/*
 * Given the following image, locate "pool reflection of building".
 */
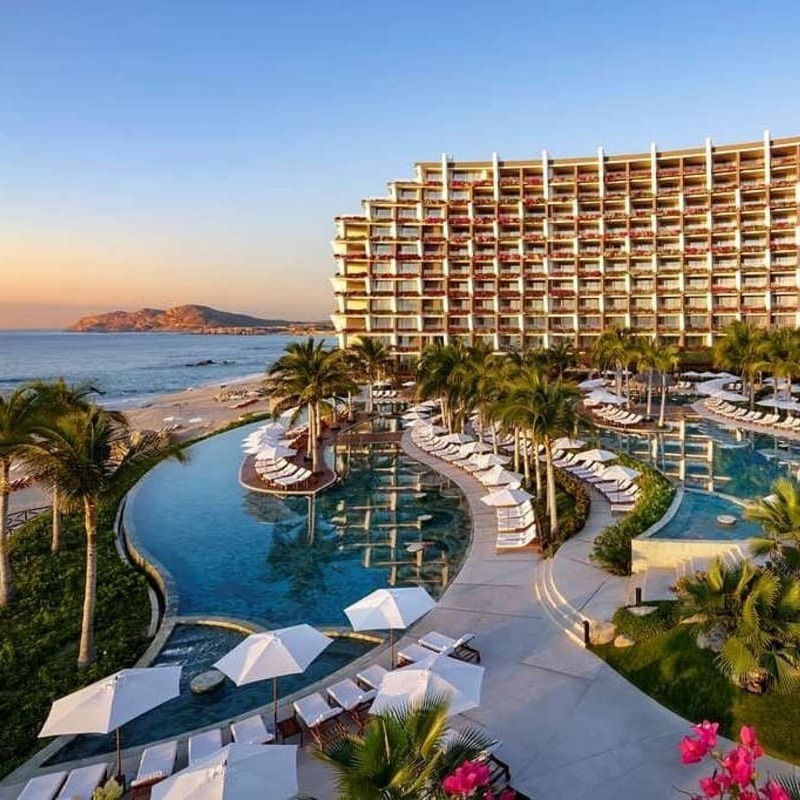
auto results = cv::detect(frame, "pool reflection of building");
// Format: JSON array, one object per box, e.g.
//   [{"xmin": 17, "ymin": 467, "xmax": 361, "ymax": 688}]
[{"xmin": 331, "ymin": 440, "xmax": 464, "ymax": 592}]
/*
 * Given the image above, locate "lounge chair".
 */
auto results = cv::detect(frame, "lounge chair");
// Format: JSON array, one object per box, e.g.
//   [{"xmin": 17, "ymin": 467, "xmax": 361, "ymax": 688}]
[
  {"xmin": 16, "ymin": 772, "xmax": 67, "ymax": 800},
  {"xmin": 326, "ymin": 678, "xmax": 376, "ymax": 730},
  {"xmin": 54, "ymin": 764, "xmax": 107, "ymax": 800},
  {"xmin": 397, "ymin": 642, "xmax": 442, "ymax": 665},
  {"xmin": 230, "ymin": 714, "xmax": 275, "ymax": 745},
  {"xmin": 130, "ymin": 740, "xmax": 178, "ymax": 799},
  {"xmin": 418, "ymin": 631, "xmax": 481, "ymax": 663},
  {"xmin": 188, "ymin": 728, "xmax": 222, "ymax": 765},
  {"xmin": 356, "ymin": 664, "xmax": 389, "ymax": 691},
  {"xmin": 293, "ymin": 692, "xmax": 344, "ymax": 745}
]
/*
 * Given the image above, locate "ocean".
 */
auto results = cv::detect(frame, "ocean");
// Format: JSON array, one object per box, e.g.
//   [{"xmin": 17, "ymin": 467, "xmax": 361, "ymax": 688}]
[{"xmin": 0, "ymin": 330, "xmax": 335, "ymax": 408}]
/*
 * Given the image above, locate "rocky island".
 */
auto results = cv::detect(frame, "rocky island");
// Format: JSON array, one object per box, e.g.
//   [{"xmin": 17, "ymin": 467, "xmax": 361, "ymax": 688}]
[{"xmin": 67, "ymin": 304, "xmax": 333, "ymax": 335}]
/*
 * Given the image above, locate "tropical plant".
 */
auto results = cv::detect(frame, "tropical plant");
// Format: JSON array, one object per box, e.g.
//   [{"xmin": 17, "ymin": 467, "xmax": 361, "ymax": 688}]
[
  {"xmin": 763, "ymin": 327, "xmax": 800, "ymax": 402},
  {"xmin": 713, "ymin": 321, "xmax": 767, "ymax": 408},
  {"xmin": 635, "ymin": 338, "xmax": 659, "ymax": 419},
  {"xmin": 0, "ymin": 386, "xmax": 41, "ymax": 606},
  {"xmin": 652, "ymin": 343, "xmax": 680, "ymax": 427},
  {"xmin": 23, "ymin": 407, "xmax": 182, "ymax": 667},
  {"xmin": 267, "ymin": 339, "xmax": 356, "ymax": 473},
  {"xmin": 676, "ymin": 559, "xmax": 800, "ymax": 693},
  {"xmin": 591, "ymin": 328, "xmax": 637, "ymax": 406},
  {"xmin": 746, "ymin": 477, "xmax": 800, "ymax": 575},
  {"xmin": 314, "ymin": 697, "xmax": 492, "ymax": 800},
  {"xmin": 546, "ymin": 339, "xmax": 576, "ymax": 380},
  {"xmin": 347, "ymin": 338, "xmax": 392, "ymax": 414}
]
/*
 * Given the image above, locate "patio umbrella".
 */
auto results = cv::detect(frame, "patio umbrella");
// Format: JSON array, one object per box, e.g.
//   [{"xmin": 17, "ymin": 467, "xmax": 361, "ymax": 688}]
[
  {"xmin": 470, "ymin": 453, "xmax": 511, "ymax": 469},
  {"xmin": 598, "ymin": 465, "xmax": 640, "ymax": 482},
  {"xmin": 584, "ymin": 390, "xmax": 626, "ymax": 407},
  {"xmin": 39, "ymin": 666, "xmax": 181, "ymax": 779},
  {"xmin": 758, "ymin": 398, "xmax": 800, "ymax": 412},
  {"xmin": 578, "ymin": 378, "xmax": 606, "ymax": 390},
  {"xmin": 476, "ymin": 465, "xmax": 524, "ymax": 487},
  {"xmin": 456, "ymin": 441, "xmax": 492, "ymax": 457},
  {"xmin": 480, "ymin": 487, "xmax": 534, "ymax": 507},
  {"xmin": 254, "ymin": 444, "xmax": 297, "ymax": 460},
  {"xmin": 214, "ymin": 625, "xmax": 332, "ymax": 729},
  {"xmin": 402, "ymin": 411, "xmax": 431, "ymax": 421},
  {"xmin": 344, "ymin": 587, "xmax": 435, "ymax": 667},
  {"xmin": 442, "ymin": 432, "xmax": 475, "ymax": 445},
  {"xmin": 573, "ymin": 448, "xmax": 617, "ymax": 464},
  {"xmin": 552, "ymin": 437, "xmax": 586, "ymax": 451},
  {"xmin": 370, "ymin": 654, "xmax": 484, "ymax": 717},
  {"xmin": 151, "ymin": 743, "xmax": 298, "ymax": 800}
]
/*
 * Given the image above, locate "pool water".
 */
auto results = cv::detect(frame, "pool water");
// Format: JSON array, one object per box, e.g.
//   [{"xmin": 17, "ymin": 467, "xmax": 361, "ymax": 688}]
[
  {"xmin": 125, "ymin": 425, "xmax": 470, "ymax": 628},
  {"xmin": 650, "ymin": 491, "xmax": 762, "ymax": 540},
  {"xmin": 49, "ymin": 625, "xmax": 373, "ymax": 762}
]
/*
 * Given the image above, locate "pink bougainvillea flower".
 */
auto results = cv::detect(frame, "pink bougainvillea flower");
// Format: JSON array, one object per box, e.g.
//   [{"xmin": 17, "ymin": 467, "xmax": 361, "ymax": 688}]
[
  {"xmin": 698, "ymin": 775, "xmax": 722, "ymax": 797},
  {"xmin": 722, "ymin": 746, "xmax": 756, "ymax": 788},
  {"xmin": 681, "ymin": 735, "xmax": 709, "ymax": 764},
  {"xmin": 761, "ymin": 781, "xmax": 791, "ymax": 800},
  {"xmin": 693, "ymin": 720, "xmax": 719, "ymax": 750},
  {"xmin": 740, "ymin": 725, "xmax": 759, "ymax": 749}
]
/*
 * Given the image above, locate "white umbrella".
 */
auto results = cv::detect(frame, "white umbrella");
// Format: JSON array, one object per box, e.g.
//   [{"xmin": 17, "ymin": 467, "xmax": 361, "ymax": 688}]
[
  {"xmin": 344, "ymin": 587, "xmax": 435, "ymax": 666},
  {"xmin": 39, "ymin": 666, "xmax": 181, "ymax": 778},
  {"xmin": 151, "ymin": 743, "xmax": 298, "ymax": 800},
  {"xmin": 758, "ymin": 398, "xmax": 800, "ymax": 412},
  {"xmin": 480, "ymin": 487, "xmax": 534, "ymax": 507},
  {"xmin": 584, "ymin": 390, "xmax": 626, "ymax": 407},
  {"xmin": 402, "ymin": 411, "xmax": 431, "ymax": 421},
  {"xmin": 708, "ymin": 390, "xmax": 749, "ymax": 403},
  {"xmin": 470, "ymin": 453, "xmax": 511, "ymax": 469},
  {"xmin": 598, "ymin": 464, "xmax": 640, "ymax": 482},
  {"xmin": 573, "ymin": 448, "xmax": 617, "ymax": 464},
  {"xmin": 214, "ymin": 625, "xmax": 332, "ymax": 728},
  {"xmin": 458, "ymin": 441, "xmax": 492, "ymax": 456},
  {"xmin": 552, "ymin": 437, "xmax": 586, "ymax": 451},
  {"xmin": 370, "ymin": 654, "xmax": 484, "ymax": 717},
  {"xmin": 476, "ymin": 465, "xmax": 524, "ymax": 487},
  {"xmin": 442, "ymin": 433, "xmax": 474, "ymax": 445},
  {"xmin": 254, "ymin": 444, "xmax": 297, "ymax": 460},
  {"xmin": 578, "ymin": 378, "xmax": 606, "ymax": 390}
]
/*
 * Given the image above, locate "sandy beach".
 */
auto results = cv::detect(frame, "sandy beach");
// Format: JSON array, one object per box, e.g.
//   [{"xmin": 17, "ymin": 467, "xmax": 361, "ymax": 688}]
[{"xmin": 8, "ymin": 374, "xmax": 272, "ymax": 514}]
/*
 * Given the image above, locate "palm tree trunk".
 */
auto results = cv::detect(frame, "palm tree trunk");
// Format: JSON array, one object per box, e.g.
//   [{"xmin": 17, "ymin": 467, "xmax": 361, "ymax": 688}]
[
  {"xmin": 522, "ymin": 434, "xmax": 531, "ymax": 486},
  {"xmin": 646, "ymin": 371, "xmax": 653, "ymax": 418},
  {"xmin": 306, "ymin": 404, "xmax": 314, "ymax": 460},
  {"xmin": 78, "ymin": 496, "xmax": 98, "ymax": 668},
  {"xmin": 0, "ymin": 458, "xmax": 13, "ymax": 606},
  {"xmin": 659, "ymin": 373, "xmax": 668, "ymax": 427},
  {"xmin": 367, "ymin": 384, "xmax": 373, "ymax": 415},
  {"xmin": 544, "ymin": 437, "xmax": 559, "ymax": 536},
  {"xmin": 513, "ymin": 428, "xmax": 520, "ymax": 474},
  {"xmin": 625, "ymin": 366, "xmax": 632, "ymax": 410},
  {"xmin": 51, "ymin": 488, "xmax": 61, "ymax": 554},
  {"xmin": 533, "ymin": 442, "xmax": 543, "ymax": 498}
]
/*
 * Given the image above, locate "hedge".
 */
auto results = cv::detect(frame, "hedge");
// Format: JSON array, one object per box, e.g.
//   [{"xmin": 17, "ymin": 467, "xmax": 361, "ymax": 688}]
[{"xmin": 535, "ymin": 467, "xmax": 591, "ymax": 556}]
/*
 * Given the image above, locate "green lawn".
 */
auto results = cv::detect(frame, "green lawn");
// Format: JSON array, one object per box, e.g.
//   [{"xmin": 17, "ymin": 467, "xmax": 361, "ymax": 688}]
[
  {"xmin": 595, "ymin": 624, "xmax": 800, "ymax": 763},
  {"xmin": 0, "ymin": 508, "xmax": 151, "ymax": 778}
]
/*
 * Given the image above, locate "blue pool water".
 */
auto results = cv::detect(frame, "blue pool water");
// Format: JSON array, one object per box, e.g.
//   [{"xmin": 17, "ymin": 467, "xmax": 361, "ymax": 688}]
[
  {"xmin": 125, "ymin": 423, "xmax": 469, "ymax": 627},
  {"xmin": 50, "ymin": 625, "xmax": 373, "ymax": 762},
  {"xmin": 650, "ymin": 491, "xmax": 762, "ymax": 540}
]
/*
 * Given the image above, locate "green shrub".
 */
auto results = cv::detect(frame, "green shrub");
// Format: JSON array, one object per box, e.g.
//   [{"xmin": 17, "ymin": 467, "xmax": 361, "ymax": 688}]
[
  {"xmin": 535, "ymin": 468, "xmax": 591, "ymax": 555},
  {"xmin": 611, "ymin": 601, "xmax": 680, "ymax": 642},
  {"xmin": 591, "ymin": 454, "xmax": 675, "ymax": 575}
]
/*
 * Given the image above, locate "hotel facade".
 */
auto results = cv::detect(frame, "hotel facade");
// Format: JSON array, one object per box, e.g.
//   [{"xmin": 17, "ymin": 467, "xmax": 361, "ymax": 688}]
[{"xmin": 331, "ymin": 133, "xmax": 800, "ymax": 360}]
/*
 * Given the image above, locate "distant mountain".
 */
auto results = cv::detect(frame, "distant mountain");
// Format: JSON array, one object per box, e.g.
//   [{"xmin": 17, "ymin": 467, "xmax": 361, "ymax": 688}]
[{"xmin": 67, "ymin": 305, "xmax": 333, "ymax": 334}]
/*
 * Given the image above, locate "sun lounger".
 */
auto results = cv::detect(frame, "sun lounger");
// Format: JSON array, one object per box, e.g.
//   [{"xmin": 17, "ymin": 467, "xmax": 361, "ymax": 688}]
[
  {"xmin": 293, "ymin": 692, "xmax": 344, "ymax": 744},
  {"xmin": 130, "ymin": 740, "xmax": 178, "ymax": 799},
  {"xmin": 54, "ymin": 764, "xmax": 107, "ymax": 800},
  {"xmin": 188, "ymin": 728, "xmax": 222, "ymax": 766},
  {"xmin": 356, "ymin": 664, "xmax": 389, "ymax": 691},
  {"xmin": 16, "ymin": 772, "xmax": 67, "ymax": 800},
  {"xmin": 230, "ymin": 714, "xmax": 275, "ymax": 745},
  {"xmin": 418, "ymin": 631, "xmax": 481, "ymax": 663},
  {"xmin": 397, "ymin": 642, "xmax": 441, "ymax": 665},
  {"xmin": 327, "ymin": 678, "xmax": 377, "ymax": 712}
]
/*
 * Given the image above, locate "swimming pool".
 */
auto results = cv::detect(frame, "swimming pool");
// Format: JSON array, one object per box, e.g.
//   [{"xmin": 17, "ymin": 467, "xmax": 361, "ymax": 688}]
[
  {"xmin": 650, "ymin": 491, "xmax": 762, "ymax": 540},
  {"xmin": 124, "ymin": 425, "xmax": 470, "ymax": 627}
]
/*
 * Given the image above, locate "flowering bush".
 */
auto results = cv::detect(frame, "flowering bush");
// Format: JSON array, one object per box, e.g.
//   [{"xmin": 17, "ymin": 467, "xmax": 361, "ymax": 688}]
[
  {"xmin": 680, "ymin": 721, "xmax": 790, "ymax": 799},
  {"xmin": 442, "ymin": 760, "xmax": 516, "ymax": 800}
]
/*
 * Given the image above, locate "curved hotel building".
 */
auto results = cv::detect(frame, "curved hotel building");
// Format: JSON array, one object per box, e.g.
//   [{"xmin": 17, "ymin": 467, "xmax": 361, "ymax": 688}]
[{"xmin": 331, "ymin": 132, "xmax": 800, "ymax": 359}]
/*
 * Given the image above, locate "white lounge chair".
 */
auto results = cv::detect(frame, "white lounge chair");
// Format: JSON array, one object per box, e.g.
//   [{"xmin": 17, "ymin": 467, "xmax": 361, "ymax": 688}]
[
  {"xmin": 16, "ymin": 772, "xmax": 67, "ymax": 800},
  {"xmin": 356, "ymin": 664, "xmax": 389, "ymax": 691},
  {"xmin": 418, "ymin": 631, "xmax": 481, "ymax": 663},
  {"xmin": 293, "ymin": 692, "xmax": 344, "ymax": 744},
  {"xmin": 326, "ymin": 678, "xmax": 376, "ymax": 711},
  {"xmin": 130, "ymin": 740, "xmax": 178, "ymax": 797},
  {"xmin": 54, "ymin": 764, "xmax": 107, "ymax": 800},
  {"xmin": 230, "ymin": 714, "xmax": 275, "ymax": 745},
  {"xmin": 188, "ymin": 728, "xmax": 222, "ymax": 765},
  {"xmin": 397, "ymin": 642, "xmax": 440, "ymax": 664}
]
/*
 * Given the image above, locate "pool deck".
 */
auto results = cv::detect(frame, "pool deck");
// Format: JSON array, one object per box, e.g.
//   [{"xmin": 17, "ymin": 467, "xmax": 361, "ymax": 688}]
[
  {"xmin": 3, "ymin": 424, "xmax": 798, "ymax": 799},
  {"xmin": 694, "ymin": 398, "xmax": 800, "ymax": 443}
]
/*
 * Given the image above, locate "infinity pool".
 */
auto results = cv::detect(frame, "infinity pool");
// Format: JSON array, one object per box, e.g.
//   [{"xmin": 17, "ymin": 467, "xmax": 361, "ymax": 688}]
[{"xmin": 650, "ymin": 491, "xmax": 762, "ymax": 540}]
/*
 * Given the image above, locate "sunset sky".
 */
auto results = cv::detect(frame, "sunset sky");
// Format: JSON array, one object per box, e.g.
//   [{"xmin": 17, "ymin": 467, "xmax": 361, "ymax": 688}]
[{"xmin": 3, "ymin": 0, "xmax": 800, "ymax": 327}]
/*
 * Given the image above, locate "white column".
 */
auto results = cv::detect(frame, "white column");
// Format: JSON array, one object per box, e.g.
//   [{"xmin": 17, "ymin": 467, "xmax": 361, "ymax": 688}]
[
  {"xmin": 650, "ymin": 142, "xmax": 658, "ymax": 194},
  {"xmin": 541, "ymin": 150, "xmax": 550, "ymax": 200},
  {"xmin": 705, "ymin": 137, "xmax": 713, "ymax": 191},
  {"xmin": 598, "ymin": 146, "xmax": 605, "ymax": 199},
  {"xmin": 492, "ymin": 152, "xmax": 500, "ymax": 201}
]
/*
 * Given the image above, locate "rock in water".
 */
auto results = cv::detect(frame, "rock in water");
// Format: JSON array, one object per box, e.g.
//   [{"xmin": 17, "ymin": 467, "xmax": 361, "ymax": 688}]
[{"xmin": 191, "ymin": 669, "xmax": 225, "ymax": 694}]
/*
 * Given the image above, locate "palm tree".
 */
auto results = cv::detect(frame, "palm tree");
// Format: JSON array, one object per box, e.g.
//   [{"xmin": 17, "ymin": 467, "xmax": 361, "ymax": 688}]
[
  {"xmin": 764, "ymin": 327, "xmax": 800, "ymax": 402},
  {"xmin": 547, "ymin": 340, "xmax": 576, "ymax": 380},
  {"xmin": 677, "ymin": 559, "xmax": 800, "ymax": 693},
  {"xmin": 268, "ymin": 339, "xmax": 356, "ymax": 473},
  {"xmin": 315, "ymin": 697, "xmax": 491, "ymax": 800},
  {"xmin": 416, "ymin": 342, "xmax": 474, "ymax": 433},
  {"xmin": 348, "ymin": 338, "xmax": 391, "ymax": 415},
  {"xmin": 635, "ymin": 338, "xmax": 659, "ymax": 419},
  {"xmin": 713, "ymin": 321, "xmax": 767, "ymax": 408},
  {"xmin": 746, "ymin": 477, "xmax": 800, "ymax": 575},
  {"xmin": 24, "ymin": 407, "xmax": 181, "ymax": 667},
  {"xmin": 591, "ymin": 328, "xmax": 635, "ymax": 404},
  {"xmin": 27, "ymin": 379, "xmax": 99, "ymax": 553},
  {"xmin": 653, "ymin": 344, "xmax": 679, "ymax": 427},
  {"xmin": 0, "ymin": 386, "xmax": 40, "ymax": 606}
]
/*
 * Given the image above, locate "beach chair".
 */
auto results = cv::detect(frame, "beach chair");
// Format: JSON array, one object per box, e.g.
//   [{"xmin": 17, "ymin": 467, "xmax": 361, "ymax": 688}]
[
  {"xmin": 188, "ymin": 728, "xmax": 222, "ymax": 765},
  {"xmin": 397, "ymin": 642, "xmax": 442, "ymax": 665},
  {"xmin": 356, "ymin": 664, "xmax": 389, "ymax": 691},
  {"xmin": 54, "ymin": 763, "xmax": 107, "ymax": 800},
  {"xmin": 16, "ymin": 772, "xmax": 67, "ymax": 800},
  {"xmin": 293, "ymin": 692, "xmax": 344, "ymax": 745},
  {"xmin": 230, "ymin": 714, "xmax": 275, "ymax": 745},
  {"xmin": 326, "ymin": 678, "xmax": 376, "ymax": 730},
  {"xmin": 418, "ymin": 631, "xmax": 481, "ymax": 663},
  {"xmin": 129, "ymin": 740, "xmax": 178, "ymax": 799}
]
